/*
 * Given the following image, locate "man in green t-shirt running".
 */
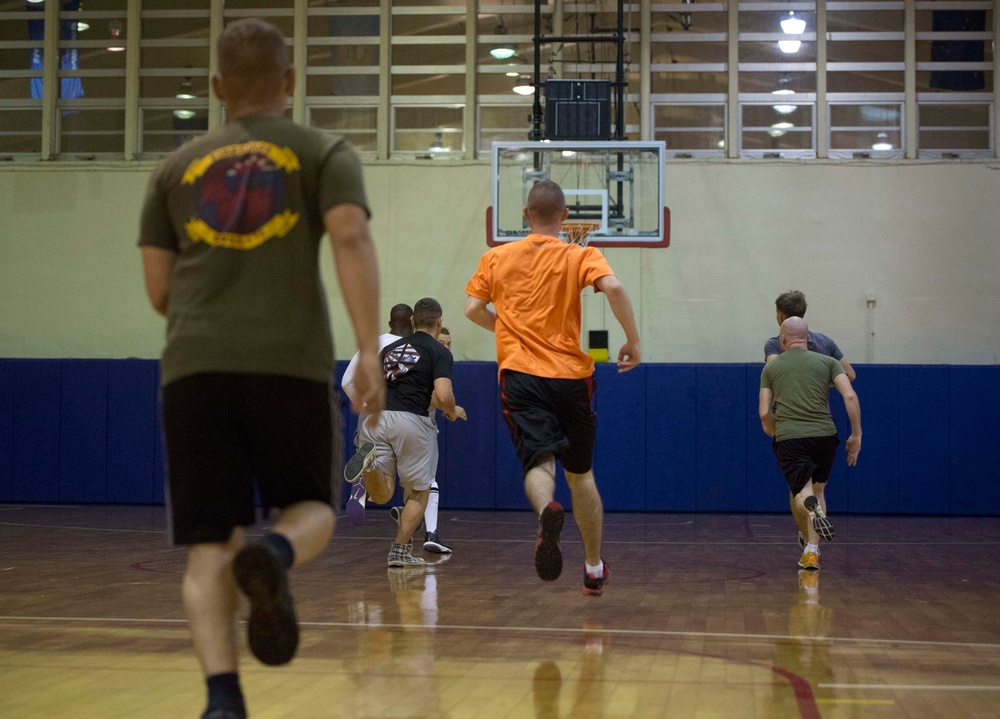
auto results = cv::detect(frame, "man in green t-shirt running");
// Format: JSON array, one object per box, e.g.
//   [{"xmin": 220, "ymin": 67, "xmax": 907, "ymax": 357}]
[{"xmin": 759, "ymin": 317, "xmax": 862, "ymax": 573}]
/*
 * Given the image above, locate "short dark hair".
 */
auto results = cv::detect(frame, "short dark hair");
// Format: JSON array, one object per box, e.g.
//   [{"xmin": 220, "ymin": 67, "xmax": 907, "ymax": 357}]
[
  {"xmin": 216, "ymin": 19, "xmax": 289, "ymax": 97},
  {"xmin": 526, "ymin": 180, "xmax": 566, "ymax": 224},
  {"xmin": 388, "ymin": 303, "xmax": 413, "ymax": 335},
  {"xmin": 775, "ymin": 290, "xmax": 807, "ymax": 318},
  {"xmin": 439, "ymin": 327, "xmax": 451, "ymax": 335},
  {"xmin": 413, "ymin": 297, "xmax": 443, "ymax": 329}
]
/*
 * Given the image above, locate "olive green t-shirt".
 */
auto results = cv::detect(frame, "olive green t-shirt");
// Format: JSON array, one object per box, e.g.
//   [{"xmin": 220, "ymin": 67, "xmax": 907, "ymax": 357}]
[
  {"xmin": 138, "ymin": 115, "xmax": 369, "ymax": 387},
  {"xmin": 760, "ymin": 348, "xmax": 845, "ymax": 442}
]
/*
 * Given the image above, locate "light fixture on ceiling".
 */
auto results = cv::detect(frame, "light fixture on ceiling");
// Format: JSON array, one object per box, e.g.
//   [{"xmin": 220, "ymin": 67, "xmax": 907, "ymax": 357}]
[
  {"xmin": 512, "ymin": 76, "xmax": 535, "ymax": 95},
  {"xmin": 772, "ymin": 121, "xmax": 794, "ymax": 130},
  {"xmin": 505, "ymin": 66, "xmax": 520, "ymax": 77},
  {"xmin": 871, "ymin": 132, "xmax": 893, "ymax": 151},
  {"xmin": 428, "ymin": 130, "xmax": 447, "ymax": 154},
  {"xmin": 173, "ymin": 109, "xmax": 196, "ymax": 120},
  {"xmin": 107, "ymin": 19, "xmax": 125, "ymax": 51},
  {"xmin": 768, "ymin": 128, "xmax": 786, "ymax": 138},
  {"xmin": 778, "ymin": 40, "xmax": 801, "ymax": 54},
  {"xmin": 176, "ymin": 78, "xmax": 196, "ymax": 100},
  {"xmin": 772, "ymin": 75, "xmax": 795, "ymax": 95},
  {"xmin": 77, "ymin": 22, "xmax": 90, "ymax": 32},
  {"xmin": 561, "ymin": 150, "xmax": 576, "ymax": 158},
  {"xmin": 780, "ymin": 11, "xmax": 806, "ymax": 35},
  {"xmin": 772, "ymin": 104, "xmax": 796, "ymax": 114},
  {"xmin": 490, "ymin": 16, "xmax": 516, "ymax": 60},
  {"xmin": 717, "ymin": 139, "xmax": 725, "ymax": 148}
]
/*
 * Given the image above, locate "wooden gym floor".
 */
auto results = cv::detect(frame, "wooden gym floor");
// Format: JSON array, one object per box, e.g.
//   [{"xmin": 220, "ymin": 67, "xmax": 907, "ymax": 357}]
[{"xmin": 1, "ymin": 504, "xmax": 999, "ymax": 718}]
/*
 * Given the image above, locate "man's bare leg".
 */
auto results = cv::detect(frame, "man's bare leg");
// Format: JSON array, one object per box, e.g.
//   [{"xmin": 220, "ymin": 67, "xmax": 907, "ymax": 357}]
[
  {"xmin": 565, "ymin": 470, "xmax": 603, "ymax": 567},
  {"xmin": 363, "ymin": 466, "xmax": 396, "ymax": 505},
  {"xmin": 790, "ymin": 491, "xmax": 812, "ymax": 544},
  {"xmin": 793, "ymin": 482, "xmax": 820, "ymax": 545},
  {"xmin": 396, "ymin": 488, "xmax": 429, "ymax": 544},
  {"xmin": 527, "ymin": 455, "xmax": 564, "ymax": 581},
  {"xmin": 270, "ymin": 500, "xmax": 336, "ymax": 565},
  {"xmin": 525, "ymin": 454, "xmax": 557, "ymax": 512}
]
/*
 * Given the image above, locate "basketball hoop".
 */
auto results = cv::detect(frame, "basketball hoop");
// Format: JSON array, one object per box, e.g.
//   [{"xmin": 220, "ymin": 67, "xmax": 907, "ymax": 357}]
[{"xmin": 562, "ymin": 222, "xmax": 601, "ymax": 248}]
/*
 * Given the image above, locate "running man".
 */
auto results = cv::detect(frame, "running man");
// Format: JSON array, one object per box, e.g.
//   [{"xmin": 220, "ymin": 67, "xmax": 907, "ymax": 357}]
[
  {"xmin": 138, "ymin": 19, "xmax": 383, "ymax": 719},
  {"xmin": 759, "ymin": 317, "xmax": 862, "ymax": 572},
  {"xmin": 464, "ymin": 179, "xmax": 640, "ymax": 597},
  {"xmin": 765, "ymin": 290, "xmax": 856, "ymax": 381},
  {"xmin": 342, "ymin": 303, "xmax": 414, "ymax": 526},
  {"xmin": 345, "ymin": 298, "xmax": 466, "ymax": 566}
]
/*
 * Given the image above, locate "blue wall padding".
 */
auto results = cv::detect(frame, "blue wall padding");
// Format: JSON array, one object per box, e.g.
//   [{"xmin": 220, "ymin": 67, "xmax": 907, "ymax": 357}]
[
  {"xmin": 439, "ymin": 362, "xmax": 499, "ymax": 509},
  {"xmin": 949, "ymin": 366, "xmax": 1000, "ymax": 514},
  {"xmin": 898, "ymin": 366, "xmax": 950, "ymax": 514},
  {"xmin": 0, "ymin": 360, "xmax": 14, "ymax": 501},
  {"xmin": 645, "ymin": 365, "xmax": 697, "ymax": 511},
  {"xmin": 2, "ymin": 360, "xmax": 999, "ymax": 516},
  {"xmin": 106, "ymin": 360, "xmax": 158, "ymax": 504},
  {"xmin": 12, "ymin": 360, "xmax": 61, "ymax": 502},
  {"xmin": 58, "ymin": 361, "xmax": 109, "ymax": 503},
  {"xmin": 847, "ymin": 366, "xmax": 900, "ymax": 514},
  {"xmin": 745, "ymin": 364, "xmax": 787, "ymax": 513},
  {"xmin": 593, "ymin": 365, "xmax": 646, "ymax": 510},
  {"xmin": 696, "ymin": 365, "xmax": 748, "ymax": 510}
]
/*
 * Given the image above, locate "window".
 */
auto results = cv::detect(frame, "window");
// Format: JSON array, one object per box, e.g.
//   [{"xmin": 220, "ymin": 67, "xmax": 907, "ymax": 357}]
[
  {"xmin": 392, "ymin": 104, "xmax": 464, "ymax": 157},
  {"xmin": 0, "ymin": 7, "xmax": 43, "ymax": 158}
]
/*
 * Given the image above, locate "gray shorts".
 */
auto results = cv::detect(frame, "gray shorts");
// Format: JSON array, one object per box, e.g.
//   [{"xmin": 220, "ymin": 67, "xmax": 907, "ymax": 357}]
[{"xmin": 358, "ymin": 410, "xmax": 439, "ymax": 491}]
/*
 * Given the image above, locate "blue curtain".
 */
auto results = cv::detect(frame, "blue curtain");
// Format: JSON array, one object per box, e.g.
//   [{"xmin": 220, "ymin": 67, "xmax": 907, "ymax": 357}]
[{"xmin": 28, "ymin": 0, "xmax": 85, "ymax": 101}]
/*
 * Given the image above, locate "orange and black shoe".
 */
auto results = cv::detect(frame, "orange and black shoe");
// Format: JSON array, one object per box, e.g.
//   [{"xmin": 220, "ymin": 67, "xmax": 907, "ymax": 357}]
[
  {"xmin": 797, "ymin": 551, "xmax": 820, "ymax": 572},
  {"xmin": 534, "ymin": 502, "xmax": 564, "ymax": 581},
  {"xmin": 583, "ymin": 561, "xmax": 610, "ymax": 597}
]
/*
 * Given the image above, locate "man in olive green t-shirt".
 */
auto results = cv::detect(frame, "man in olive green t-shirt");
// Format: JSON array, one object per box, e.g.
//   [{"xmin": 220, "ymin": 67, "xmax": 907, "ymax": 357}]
[
  {"xmin": 759, "ymin": 317, "xmax": 862, "ymax": 573},
  {"xmin": 138, "ymin": 19, "xmax": 384, "ymax": 719}
]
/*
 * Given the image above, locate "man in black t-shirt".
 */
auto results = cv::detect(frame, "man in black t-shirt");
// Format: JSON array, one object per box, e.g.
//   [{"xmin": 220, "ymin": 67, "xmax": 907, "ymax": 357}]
[{"xmin": 345, "ymin": 298, "xmax": 466, "ymax": 566}]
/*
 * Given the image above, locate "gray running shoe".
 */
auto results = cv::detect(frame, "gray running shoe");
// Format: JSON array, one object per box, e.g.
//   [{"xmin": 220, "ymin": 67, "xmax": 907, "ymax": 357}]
[{"xmin": 344, "ymin": 441, "xmax": 375, "ymax": 484}]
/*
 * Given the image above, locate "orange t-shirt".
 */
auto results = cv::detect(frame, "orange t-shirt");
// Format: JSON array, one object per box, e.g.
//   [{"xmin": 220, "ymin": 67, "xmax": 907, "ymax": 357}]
[{"xmin": 465, "ymin": 233, "xmax": 614, "ymax": 379}]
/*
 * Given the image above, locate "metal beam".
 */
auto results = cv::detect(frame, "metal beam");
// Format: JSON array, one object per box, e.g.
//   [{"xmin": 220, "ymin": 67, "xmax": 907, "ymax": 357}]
[
  {"xmin": 904, "ymin": 0, "xmax": 917, "ymax": 157},
  {"xmin": 464, "ymin": 0, "xmax": 477, "ymax": 158},
  {"xmin": 816, "ymin": 0, "xmax": 827, "ymax": 158},
  {"xmin": 124, "ymin": 0, "xmax": 141, "ymax": 160},
  {"xmin": 727, "ymin": 0, "xmax": 738, "ymax": 158},
  {"xmin": 378, "ymin": 0, "xmax": 391, "ymax": 159},
  {"xmin": 208, "ymin": 0, "xmax": 223, "ymax": 130},
  {"xmin": 293, "ymin": 0, "xmax": 307, "ymax": 123},
  {"xmin": 41, "ymin": 0, "xmax": 58, "ymax": 159}
]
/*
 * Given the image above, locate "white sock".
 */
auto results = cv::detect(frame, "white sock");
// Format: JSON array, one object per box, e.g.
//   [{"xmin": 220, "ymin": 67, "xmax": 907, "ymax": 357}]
[
  {"xmin": 424, "ymin": 481, "xmax": 439, "ymax": 534},
  {"xmin": 804, "ymin": 543, "xmax": 819, "ymax": 554},
  {"xmin": 585, "ymin": 561, "xmax": 604, "ymax": 578}
]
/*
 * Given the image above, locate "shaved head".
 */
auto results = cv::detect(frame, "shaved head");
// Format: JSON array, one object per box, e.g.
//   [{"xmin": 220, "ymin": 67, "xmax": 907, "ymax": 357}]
[
  {"xmin": 780, "ymin": 316, "xmax": 809, "ymax": 347},
  {"xmin": 525, "ymin": 180, "xmax": 567, "ymax": 225},
  {"xmin": 216, "ymin": 19, "xmax": 290, "ymax": 106},
  {"xmin": 388, "ymin": 303, "xmax": 414, "ymax": 336}
]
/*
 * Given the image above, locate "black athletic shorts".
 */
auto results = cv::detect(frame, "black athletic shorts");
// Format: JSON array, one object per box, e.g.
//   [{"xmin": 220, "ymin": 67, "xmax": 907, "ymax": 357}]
[
  {"xmin": 161, "ymin": 372, "xmax": 340, "ymax": 545},
  {"xmin": 499, "ymin": 369, "xmax": 597, "ymax": 475},
  {"xmin": 772, "ymin": 434, "xmax": 840, "ymax": 497}
]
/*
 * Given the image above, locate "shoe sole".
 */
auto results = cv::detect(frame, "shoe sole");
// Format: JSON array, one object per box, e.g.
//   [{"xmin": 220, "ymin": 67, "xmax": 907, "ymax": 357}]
[
  {"xmin": 344, "ymin": 441, "xmax": 375, "ymax": 483},
  {"xmin": 803, "ymin": 496, "xmax": 835, "ymax": 541},
  {"xmin": 232, "ymin": 545, "xmax": 298, "ymax": 666},
  {"xmin": 797, "ymin": 560, "xmax": 820, "ymax": 572},
  {"xmin": 387, "ymin": 558, "xmax": 426, "ymax": 567},
  {"xmin": 535, "ymin": 502, "xmax": 564, "ymax": 582},
  {"xmin": 423, "ymin": 541, "xmax": 452, "ymax": 554}
]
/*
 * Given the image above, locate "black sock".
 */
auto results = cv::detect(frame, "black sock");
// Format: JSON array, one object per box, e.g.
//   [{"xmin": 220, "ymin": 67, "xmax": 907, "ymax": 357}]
[
  {"xmin": 262, "ymin": 532, "xmax": 295, "ymax": 570},
  {"xmin": 206, "ymin": 672, "xmax": 246, "ymax": 717}
]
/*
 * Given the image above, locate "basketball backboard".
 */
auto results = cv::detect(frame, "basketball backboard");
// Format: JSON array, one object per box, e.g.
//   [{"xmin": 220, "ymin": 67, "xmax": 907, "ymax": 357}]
[{"xmin": 488, "ymin": 141, "xmax": 669, "ymax": 248}]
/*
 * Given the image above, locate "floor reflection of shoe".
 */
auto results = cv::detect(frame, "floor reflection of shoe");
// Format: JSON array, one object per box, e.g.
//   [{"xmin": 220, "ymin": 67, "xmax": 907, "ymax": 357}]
[
  {"xmin": 582, "ymin": 560, "xmax": 610, "ymax": 597},
  {"xmin": 532, "ymin": 660, "xmax": 562, "ymax": 719},
  {"xmin": 344, "ymin": 441, "xmax": 376, "ymax": 483},
  {"xmin": 201, "ymin": 709, "xmax": 245, "ymax": 719},
  {"xmin": 346, "ymin": 483, "xmax": 366, "ymax": 526},
  {"xmin": 797, "ymin": 551, "xmax": 820, "ymax": 572},
  {"xmin": 803, "ymin": 496, "xmax": 834, "ymax": 541},
  {"xmin": 232, "ymin": 544, "xmax": 299, "ymax": 666},
  {"xmin": 423, "ymin": 531, "xmax": 452, "ymax": 554},
  {"xmin": 387, "ymin": 543, "xmax": 426, "ymax": 567},
  {"xmin": 387, "ymin": 565, "xmax": 427, "ymax": 591},
  {"xmin": 535, "ymin": 502, "xmax": 564, "ymax": 581}
]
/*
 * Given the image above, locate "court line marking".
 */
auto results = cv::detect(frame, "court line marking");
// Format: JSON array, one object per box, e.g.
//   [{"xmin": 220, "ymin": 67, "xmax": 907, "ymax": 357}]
[
  {"xmin": 3, "ymin": 615, "xmax": 1000, "ymax": 651},
  {"xmin": 3, "ymin": 521, "xmax": 998, "ymax": 546},
  {"xmin": 815, "ymin": 699, "xmax": 895, "ymax": 705},
  {"xmin": 818, "ymin": 684, "xmax": 1000, "ymax": 692},
  {"xmin": 449, "ymin": 517, "xmax": 696, "ymax": 527}
]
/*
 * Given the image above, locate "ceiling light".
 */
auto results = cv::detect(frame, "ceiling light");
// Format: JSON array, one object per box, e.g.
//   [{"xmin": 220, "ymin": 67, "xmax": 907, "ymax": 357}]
[
  {"xmin": 512, "ymin": 76, "xmax": 535, "ymax": 95},
  {"xmin": 772, "ymin": 121, "xmax": 794, "ymax": 130},
  {"xmin": 872, "ymin": 132, "xmax": 893, "ymax": 151},
  {"xmin": 173, "ymin": 109, "xmax": 196, "ymax": 120},
  {"xmin": 77, "ymin": 22, "xmax": 90, "ymax": 32},
  {"xmin": 490, "ymin": 46, "xmax": 517, "ymax": 60},
  {"xmin": 428, "ymin": 130, "xmax": 447, "ymax": 153},
  {"xmin": 717, "ymin": 140, "xmax": 725, "ymax": 148},
  {"xmin": 176, "ymin": 78, "xmax": 195, "ymax": 100},
  {"xmin": 772, "ymin": 104, "xmax": 796, "ymax": 114},
  {"xmin": 768, "ymin": 129, "xmax": 786, "ymax": 138},
  {"xmin": 561, "ymin": 150, "xmax": 576, "ymax": 158},
  {"xmin": 505, "ymin": 70, "xmax": 520, "ymax": 77},
  {"xmin": 778, "ymin": 40, "xmax": 801, "ymax": 54},
  {"xmin": 772, "ymin": 75, "xmax": 795, "ymax": 95},
  {"xmin": 108, "ymin": 19, "xmax": 124, "ymax": 51},
  {"xmin": 780, "ymin": 11, "xmax": 806, "ymax": 35}
]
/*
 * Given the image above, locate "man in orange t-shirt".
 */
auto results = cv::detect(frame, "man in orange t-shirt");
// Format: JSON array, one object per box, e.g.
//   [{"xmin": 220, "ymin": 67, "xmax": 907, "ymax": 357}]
[{"xmin": 464, "ymin": 180, "xmax": 640, "ymax": 597}]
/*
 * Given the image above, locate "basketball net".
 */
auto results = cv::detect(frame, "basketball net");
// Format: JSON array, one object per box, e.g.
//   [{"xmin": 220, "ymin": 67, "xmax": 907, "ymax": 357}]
[{"xmin": 562, "ymin": 222, "xmax": 601, "ymax": 248}]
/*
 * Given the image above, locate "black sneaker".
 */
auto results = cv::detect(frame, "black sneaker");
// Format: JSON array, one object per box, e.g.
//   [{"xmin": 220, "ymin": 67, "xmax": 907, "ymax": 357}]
[
  {"xmin": 202, "ymin": 709, "xmax": 245, "ymax": 719},
  {"xmin": 534, "ymin": 502, "xmax": 564, "ymax": 581},
  {"xmin": 798, "ymin": 531, "xmax": 806, "ymax": 550},
  {"xmin": 803, "ymin": 496, "xmax": 834, "ymax": 541},
  {"xmin": 583, "ymin": 561, "xmax": 610, "ymax": 597},
  {"xmin": 232, "ymin": 544, "xmax": 299, "ymax": 666},
  {"xmin": 344, "ymin": 441, "xmax": 376, "ymax": 484},
  {"xmin": 423, "ymin": 531, "xmax": 452, "ymax": 554}
]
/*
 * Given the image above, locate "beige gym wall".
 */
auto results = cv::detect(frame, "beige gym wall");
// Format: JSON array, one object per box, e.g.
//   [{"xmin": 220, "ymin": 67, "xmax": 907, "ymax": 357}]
[{"xmin": 1, "ymin": 160, "xmax": 998, "ymax": 365}]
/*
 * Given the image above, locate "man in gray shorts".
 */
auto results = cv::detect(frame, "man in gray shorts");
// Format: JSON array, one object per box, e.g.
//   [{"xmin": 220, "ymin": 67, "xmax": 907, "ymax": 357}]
[
  {"xmin": 765, "ymin": 290, "xmax": 856, "ymax": 381},
  {"xmin": 345, "ymin": 298, "xmax": 466, "ymax": 566},
  {"xmin": 759, "ymin": 317, "xmax": 862, "ymax": 572}
]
